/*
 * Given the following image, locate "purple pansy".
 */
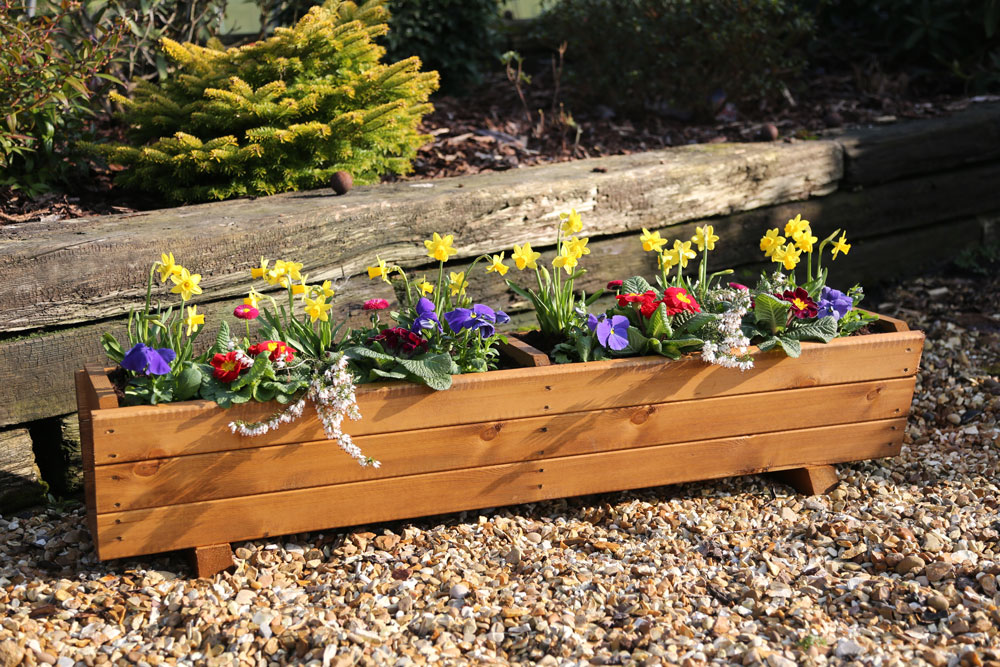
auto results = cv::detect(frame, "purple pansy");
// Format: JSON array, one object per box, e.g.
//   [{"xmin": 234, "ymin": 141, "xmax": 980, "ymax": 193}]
[
  {"xmin": 588, "ymin": 314, "xmax": 630, "ymax": 351},
  {"xmin": 816, "ymin": 286, "xmax": 853, "ymax": 321},
  {"xmin": 121, "ymin": 343, "xmax": 176, "ymax": 376},
  {"xmin": 411, "ymin": 297, "xmax": 442, "ymax": 333},
  {"xmin": 444, "ymin": 304, "xmax": 510, "ymax": 338}
]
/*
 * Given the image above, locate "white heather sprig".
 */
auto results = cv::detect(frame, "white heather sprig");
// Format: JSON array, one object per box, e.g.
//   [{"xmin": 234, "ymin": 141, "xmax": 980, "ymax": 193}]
[
  {"xmin": 702, "ymin": 288, "xmax": 754, "ymax": 371},
  {"xmin": 227, "ymin": 352, "xmax": 378, "ymax": 468}
]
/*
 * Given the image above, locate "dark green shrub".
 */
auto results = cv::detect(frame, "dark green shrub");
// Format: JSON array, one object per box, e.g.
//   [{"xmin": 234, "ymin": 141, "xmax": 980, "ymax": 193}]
[
  {"xmin": 811, "ymin": 0, "xmax": 1000, "ymax": 92},
  {"xmin": 0, "ymin": 0, "xmax": 125, "ymax": 196},
  {"xmin": 91, "ymin": 0, "xmax": 439, "ymax": 204},
  {"xmin": 382, "ymin": 0, "xmax": 502, "ymax": 92},
  {"xmin": 537, "ymin": 0, "xmax": 814, "ymax": 117}
]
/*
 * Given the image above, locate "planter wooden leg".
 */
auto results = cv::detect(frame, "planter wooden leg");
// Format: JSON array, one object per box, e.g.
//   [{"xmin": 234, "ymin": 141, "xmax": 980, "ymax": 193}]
[
  {"xmin": 770, "ymin": 465, "xmax": 839, "ymax": 495},
  {"xmin": 187, "ymin": 543, "xmax": 234, "ymax": 578}
]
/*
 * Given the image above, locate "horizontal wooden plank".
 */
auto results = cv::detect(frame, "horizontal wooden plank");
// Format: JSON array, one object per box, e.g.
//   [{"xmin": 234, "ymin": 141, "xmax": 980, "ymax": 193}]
[
  {"xmin": 92, "ymin": 377, "xmax": 916, "ymax": 512},
  {"xmin": 90, "ymin": 329, "xmax": 923, "ymax": 464},
  {"xmin": 94, "ymin": 417, "xmax": 907, "ymax": 559},
  {"xmin": 0, "ymin": 141, "xmax": 842, "ymax": 332},
  {"xmin": 837, "ymin": 102, "xmax": 1000, "ymax": 185}
]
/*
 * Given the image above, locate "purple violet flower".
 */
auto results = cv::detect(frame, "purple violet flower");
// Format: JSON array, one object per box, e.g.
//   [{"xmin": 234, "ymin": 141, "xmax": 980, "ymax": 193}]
[
  {"xmin": 591, "ymin": 314, "xmax": 630, "ymax": 351},
  {"xmin": 121, "ymin": 343, "xmax": 176, "ymax": 376},
  {"xmin": 444, "ymin": 304, "xmax": 509, "ymax": 338},
  {"xmin": 411, "ymin": 297, "xmax": 442, "ymax": 333},
  {"xmin": 816, "ymin": 286, "xmax": 853, "ymax": 321}
]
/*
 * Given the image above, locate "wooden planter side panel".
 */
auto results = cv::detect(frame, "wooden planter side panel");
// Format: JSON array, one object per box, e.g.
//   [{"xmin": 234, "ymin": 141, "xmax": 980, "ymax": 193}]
[
  {"xmin": 89, "ymin": 331, "xmax": 924, "ymax": 464},
  {"xmin": 93, "ymin": 417, "xmax": 906, "ymax": 560},
  {"xmin": 90, "ymin": 377, "xmax": 916, "ymax": 513}
]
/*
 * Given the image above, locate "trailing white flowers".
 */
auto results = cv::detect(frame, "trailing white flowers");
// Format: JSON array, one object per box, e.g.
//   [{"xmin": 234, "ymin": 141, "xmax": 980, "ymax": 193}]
[
  {"xmin": 701, "ymin": 287, "xmax": 753, "ymax": 371},
  {"xmin": 228, "ymin": 352, "xmax": 378, "ymax": 468}
]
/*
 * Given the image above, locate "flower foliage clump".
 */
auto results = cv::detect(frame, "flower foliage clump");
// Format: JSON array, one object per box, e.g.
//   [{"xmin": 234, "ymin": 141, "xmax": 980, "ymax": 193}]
[
  {"xmin": 90, "ymin": 0, "xmax": 439, "ymax": 204},
  {"xmin": 549, "ymin": 212, "xmax": 871, "ymax": 369}
]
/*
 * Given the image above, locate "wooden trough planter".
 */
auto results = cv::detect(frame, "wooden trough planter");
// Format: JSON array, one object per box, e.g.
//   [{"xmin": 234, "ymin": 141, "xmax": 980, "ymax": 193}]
[{"xmin": 76, "ymin": 314, "xmax": 923, "ymax": 577}]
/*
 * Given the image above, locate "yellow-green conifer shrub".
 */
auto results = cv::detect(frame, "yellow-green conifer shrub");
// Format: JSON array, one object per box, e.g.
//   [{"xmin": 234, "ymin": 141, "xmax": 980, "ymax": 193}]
[{"xmin": 94, "ymin": 0, "xmax": 439, "ymax": 204}]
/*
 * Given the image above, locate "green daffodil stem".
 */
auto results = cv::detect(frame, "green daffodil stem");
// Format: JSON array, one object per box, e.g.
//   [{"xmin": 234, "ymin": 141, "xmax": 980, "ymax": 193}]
[
  {"xmin": 816, "ymin": 228, "xmax": 839, "ymax": 277},
  {"xmin": 435, "ymin": 261, "xmax": 444, "ymax": 311},
  {"xmin": 806, "ymin": 251, "xmax": 813, "ymax": 283}
]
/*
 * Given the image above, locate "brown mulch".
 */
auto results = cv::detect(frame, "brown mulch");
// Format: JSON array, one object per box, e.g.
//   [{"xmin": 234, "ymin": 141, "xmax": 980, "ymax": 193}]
[{"xmin": 2, "ymin": 67, "xmax": 993, "ymax": 225}]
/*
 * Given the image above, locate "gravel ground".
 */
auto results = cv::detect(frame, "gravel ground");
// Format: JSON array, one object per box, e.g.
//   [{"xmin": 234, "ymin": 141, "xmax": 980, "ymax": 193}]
[{"xmin": 1, "ymin": 274, "xmax": 998, "ymax": 667}]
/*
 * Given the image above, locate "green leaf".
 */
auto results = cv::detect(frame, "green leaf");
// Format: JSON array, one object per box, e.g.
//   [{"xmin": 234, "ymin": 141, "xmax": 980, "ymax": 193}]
[
  {"xmin": 647, "ymin": 303, "xmax": 672, "ymax": 339},
  {"xmin": 229, "ymin": 354, "xmax": 269, "ymax": 391},
  {"xmin": 209, "ymin": 320, "xmax": 231, "ymax": 356},
  {"xmin": 101, "ymin": 332, "xmax": 125, "ymax": 363},
  {"xmin": 753, "ymin": 293, "xmax": 790, "ymax": 334},
  {"xmin": 621, "ymin": 275, "xmax": 652, "ymax": 295},
  {"xmin": 787, "ymin": 316, "xmax": 837, "ymax": 343},
  {"xmin": 344, "ymin": 345, "xmax": 395, "ymax": 364},
  {"xmin": 370, "ymin": 368, "xmax": 408, "ymax": 380},
  {"xmin": 776, "ymin": 336, "xmax": 801, "ymax": 357},
  {"xmin": 174, "ymin": 364, "xmax": 203, "ymax": 400},
  {"xmin": 673, "ymin": 312, "xmax": 715, "ymax": 336},
  {"xmin": 624, "ymin": 326, "xmax": 650, "ymax": 355},
  {"xmin": 757, "ymin": 336, "xmax": 780, "ymax": 352},
  {"xmin": 397, "ymin": 353, "xmax": 453, "ymax": 390},
  {"xmin": 666, "ymin": 336, "xmax": 704, "ymax": 349}
]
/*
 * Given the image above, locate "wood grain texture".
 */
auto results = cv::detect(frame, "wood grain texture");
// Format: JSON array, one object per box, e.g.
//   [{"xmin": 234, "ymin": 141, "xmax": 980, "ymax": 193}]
[
  {"xmin": 88, "ymin": 329, "xmax": 923, "ymax": 464},
  {"xmin": 74, "ymin": 370, "xmax": 98, "ymax": 539},
  {"xmin": 837, "ymin": 102, "xmax": 1000, "ymax": 185},
  {"xmin": 499, "ymin": 336, "xmax": 551, "ymax": 368},
  {"xmin": 0, "ymin": 142, "xmax": 842, "ymax": 332},
  {"xmin": 770, "ymin": 465, "xmax": 840, "ymax": 495},
  {"xmin": 187, "ymin": 543, "xmax": 234, "ymax": 578},
  {"xmin": 92, "ymin": 417, "xmax": 906, "ymax": 560},
  {"xmin": 90, "ymin": 377, "xmax": 915, "ymax": 512},
  {"xmin": 0, "ymin": 427, "xmax": 44, "ymax": 510}
]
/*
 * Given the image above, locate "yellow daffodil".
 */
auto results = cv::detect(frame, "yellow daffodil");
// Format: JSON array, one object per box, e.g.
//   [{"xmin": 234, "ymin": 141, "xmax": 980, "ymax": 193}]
[
  {"xmin": 552, "ymin": 250, "xmax": 578, "ymax": 275},
  {"xmin": 772, "ymin": 243, "xmax": 801, "ymax": 271},
  {"xmin": 319, "ymin": 280, "xmax": 335, "ymax": 298},
  {"xmin": 251, "ymin": 258, "xmax": 269, "ymax": 280},
  {"xmin": 367, "ymin": 257, "xmax": 388, "ymax": 280},
  {"xmin": 184, "ymin": 305, "xmax": 204, "ymax": 336},
  {"xmin": 794, "ymin": 228, "xmax": 819, "ymax": 253},
  {"xmin": 449, "ymin": 271, "xmax": 468, "ymax": 296},
  {"xmin": 559, "ymin": 209, "xmax": 583, "ymax": 234},
  {"xmin": 672, "ymin": 239, "xmax": 696, "ymax": 268},
  {"xmin": 304, "ymin": 296, "xmax": 331, "ymax": 323},
  {"xmin": 692, "ymin": 225, "xmax": 719, "ymax": 252},
  {"xmin": 831, "ymin": 233, "xmax": 851, "ymax": 259},
  {"xmin": 291, "ymin": 283, "xmax": 307, "ymax": 296},
  {"xmin": 639, "ymin": 227, "xmax": 667, "ymax": 253},
  {"xmin": 660, "ymin": 248, "xmax": 679, "ymax": 269},
  {"xmin": 566, "ymin": 236, "xmax": 590, "ymax": 259},
  {"xmin": 157, "ymin": 252, "xmax": 182, "ymax": 283},
  {"xmin": 244, "ymin": 290, "xmax": 261, "ymax": 308},
  {"xmin": 424, "ymin": 232, "xmax": 458, "ymax": 262},
  {"xmin": 486, "ymin": 252, "xmax": 510, "ymax": 276},
  {"xmin": 784, "ymin": 214, "xmax": 810, "ymax": 238},
  {"xmin": 417, "ymin": 278, "xmax": 434, "ymax": 295},
  {"xmin": 274, "ymin": 260, "xmax": 303, "ymax": 282},
  {"xmin": 512, "ymin": 242, "xmax": 541, "ymax": 270},
  {"xmin": 759, "ymin": 228, "xmax": 786, "ymax": 258},
  {"xmin": 170, "ymin": 267, "xmax": 203, "ymax": 301}
]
